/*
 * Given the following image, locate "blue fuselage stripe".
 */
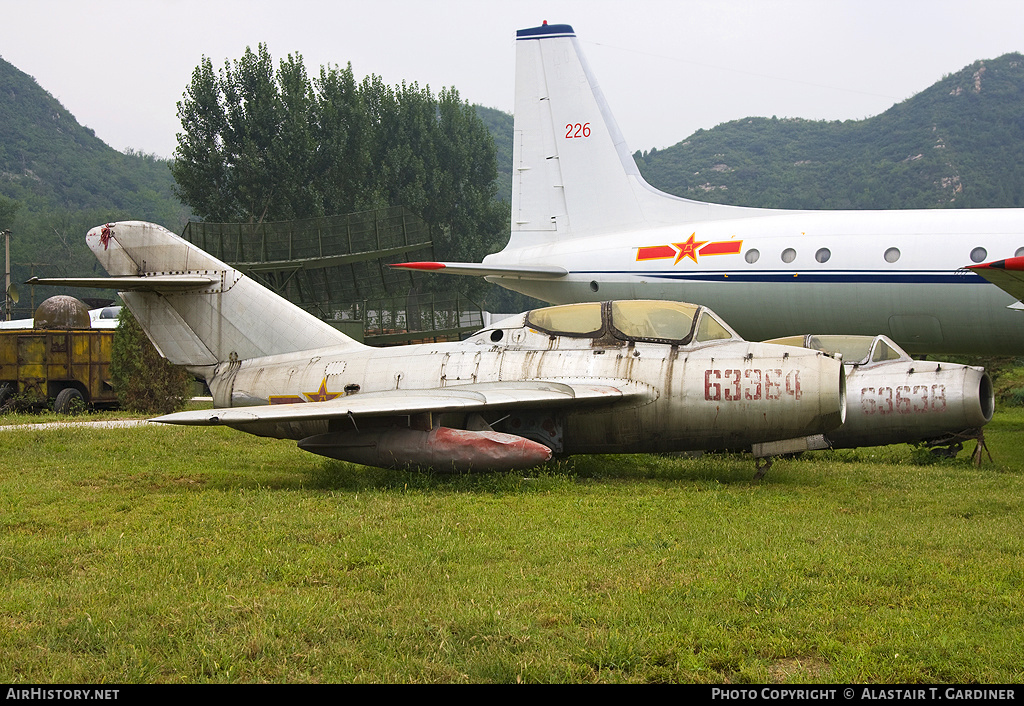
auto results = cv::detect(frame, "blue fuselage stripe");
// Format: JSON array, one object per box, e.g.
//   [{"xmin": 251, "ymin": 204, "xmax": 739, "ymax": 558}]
[{"xmin": 567, "ymin": 271, "xmax": 984, "ymax": 285}]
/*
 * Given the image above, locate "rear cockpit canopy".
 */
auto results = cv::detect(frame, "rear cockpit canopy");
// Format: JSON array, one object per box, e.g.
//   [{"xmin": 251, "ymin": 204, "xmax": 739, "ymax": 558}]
[
  {"xmin": 524, "ymin": 300, "xmax": 739, "ymax": 345},
  {"xmin": 766, "ymin": 334, "xmax": 909, "ymax": 365}
]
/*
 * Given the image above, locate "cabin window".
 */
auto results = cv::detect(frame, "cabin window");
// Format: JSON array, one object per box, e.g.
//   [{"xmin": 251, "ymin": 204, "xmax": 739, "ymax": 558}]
[
  {"xmin": 884, "ymin": 247, "xmax": 901, "ymax": 263},
  {"xmin": 1016, "ymin": 247, "xmax": 1024, "ymax": 258},
  {"xmin": 970, "ymin": 247, "xmax": 987, "ymax": 263},
  {"xmin": 781, "ymin": 248, "xmax": 796, "ymax": 263},
  {"xmin": 815, "ymin": 248, "xmax": 831, "ymax": 263},
  {"xmin": 611, "ymin": 300, "xmax": 699, "ymax": 341},
  {"xmin": 526, "ymin": 302, "xmax": 603, "ymax": 336},
  {"xmin": 745, "ymin": 249, "xmax": 760, "ymax": 264}
]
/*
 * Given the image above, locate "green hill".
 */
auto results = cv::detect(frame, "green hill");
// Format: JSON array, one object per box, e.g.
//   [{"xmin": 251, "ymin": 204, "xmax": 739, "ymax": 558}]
[
  {"xmin": 0, "ymin": 56, "xmax": 185, "ymax": 220},
  {"xmin": 0, "ymin": 55, "xmax": 188, "ymax": 317},
  {"xmin": 633, "ymin": 53, "xmax": 1024, "ymax": 210}
]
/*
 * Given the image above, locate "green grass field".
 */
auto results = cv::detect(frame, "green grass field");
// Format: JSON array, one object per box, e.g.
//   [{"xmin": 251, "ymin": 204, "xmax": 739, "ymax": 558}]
[{"xmin": 2, "ymin": 408, "xmax": 1022, "ymax": 683}]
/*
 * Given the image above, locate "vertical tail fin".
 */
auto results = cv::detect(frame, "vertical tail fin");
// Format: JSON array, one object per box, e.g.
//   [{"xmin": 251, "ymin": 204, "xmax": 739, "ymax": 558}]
[
  {"xmin": 87, "ymin": 221, "xmax": 363, "ymax": 366},
  {"xmin": 510, "ymin": 23, "xmax": 758, "ymax": 248}
]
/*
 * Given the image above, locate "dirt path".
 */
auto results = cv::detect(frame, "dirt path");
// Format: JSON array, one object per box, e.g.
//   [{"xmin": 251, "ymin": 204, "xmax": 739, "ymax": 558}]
[{"xmin": 0, "ymin": 419, "xmax": 154, "ymax": 432}]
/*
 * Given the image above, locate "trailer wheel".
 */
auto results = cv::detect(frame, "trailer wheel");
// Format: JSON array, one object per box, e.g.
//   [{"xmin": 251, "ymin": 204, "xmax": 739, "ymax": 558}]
[{"xmin": 54, "ymin": 388, "xmax": 85, "ymax": 415}]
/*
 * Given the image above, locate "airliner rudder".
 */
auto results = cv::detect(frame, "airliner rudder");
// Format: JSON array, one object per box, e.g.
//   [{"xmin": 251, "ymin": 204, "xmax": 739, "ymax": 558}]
[{"xmin": 396, "ymin": 22, "xmax": 1024, "ymax": 355}]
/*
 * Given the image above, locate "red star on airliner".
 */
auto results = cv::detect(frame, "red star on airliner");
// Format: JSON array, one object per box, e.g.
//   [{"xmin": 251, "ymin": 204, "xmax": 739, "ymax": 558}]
[
  {"xmin": 672, "ymin": 233, "xmax": 708, "ymax": 265},
  {"xmin": 303, "ymin": 378, "xmax": 341, "ymax": 402}
]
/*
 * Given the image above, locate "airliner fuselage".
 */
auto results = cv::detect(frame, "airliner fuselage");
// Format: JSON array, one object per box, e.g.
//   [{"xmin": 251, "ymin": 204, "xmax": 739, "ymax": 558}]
[{"xmin": 483, "ymin": 208, "xmax": 1024, "ymax": 354}]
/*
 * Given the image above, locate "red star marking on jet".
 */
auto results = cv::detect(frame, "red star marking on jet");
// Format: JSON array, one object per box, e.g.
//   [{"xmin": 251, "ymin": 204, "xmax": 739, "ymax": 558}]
[
  {"xmin": 672, "ymin": 233, "xmax": 708, "ymax": 265},
  {"xmin": 303, "ymin": 377, "xmax": 341, "ymax": 402}
]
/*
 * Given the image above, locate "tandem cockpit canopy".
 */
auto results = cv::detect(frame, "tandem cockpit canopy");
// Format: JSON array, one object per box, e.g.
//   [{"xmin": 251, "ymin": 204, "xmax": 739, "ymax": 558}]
[
  {"xmin": 525, "ymin": 300, "xmax": 739, "ymax": 345},
  {"xmin": 766, "ymin": 334, "xmax": 909, "ymax": 366}
]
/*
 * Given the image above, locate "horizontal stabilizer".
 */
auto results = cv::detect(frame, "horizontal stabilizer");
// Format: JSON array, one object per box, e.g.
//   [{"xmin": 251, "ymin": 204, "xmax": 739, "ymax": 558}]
[
  {"xmin": 27, "ymin": 275, "xmax": 218, "ymax": 291},
  {"xmin": 968, "ymin": 257, "xmax": 1024, "ymax": 302},
  {"xmin": 153, "ymin": 379, "xmax": 647, "ymax": 428},
  {"xmin": 390, "ymin": 262, "xmax": 568, "ymax": 278}
]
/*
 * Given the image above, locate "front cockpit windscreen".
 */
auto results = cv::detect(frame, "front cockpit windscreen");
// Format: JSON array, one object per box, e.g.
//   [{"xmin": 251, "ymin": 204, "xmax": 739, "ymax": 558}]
[
  {"xmin": 525, "ymin": 302, "xmax": 603, "ymax": 336},
  {"xmin": 871, "ymin": 338, "xmax": 905, "ymax": 363},
  {"xmin": 694, "ymin": 310, "xmax": 735, "ymax": 342}
]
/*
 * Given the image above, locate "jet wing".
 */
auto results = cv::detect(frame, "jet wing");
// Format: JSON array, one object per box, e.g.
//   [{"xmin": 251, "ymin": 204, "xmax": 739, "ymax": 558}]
[
  {"xmin": 26, "ymin": 275, "xmax": 218, "ymax": 291},
  {"xmin": 153, "ymin": 379, "xmax": 651, "ymax": 428},
  {"xmin": 390, "ymin": 262, "xmax": 568, "ymax": 278},
  {"xmin": 967, "ymin": 257, "xmax": 1024, "ymax": 302}
]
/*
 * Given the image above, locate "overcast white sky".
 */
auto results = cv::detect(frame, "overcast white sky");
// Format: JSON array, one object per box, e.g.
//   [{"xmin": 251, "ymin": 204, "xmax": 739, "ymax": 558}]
[{"xmin": 3, "ymin": 0, "xmax": 1023, "ymax": 159}]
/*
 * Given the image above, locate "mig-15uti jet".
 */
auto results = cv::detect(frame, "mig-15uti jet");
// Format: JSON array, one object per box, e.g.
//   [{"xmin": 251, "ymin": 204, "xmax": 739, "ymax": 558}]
[
  {"xmin": 396, "ymin": 22, "xmax": 1024, "ymax": 356},
  {"xmin": 31, "ymin": 221, "xmax": 847, "ymax": 472},
  {"xmin": 758, "ymin": 334, "xmax": 993, "ymax": 463}
]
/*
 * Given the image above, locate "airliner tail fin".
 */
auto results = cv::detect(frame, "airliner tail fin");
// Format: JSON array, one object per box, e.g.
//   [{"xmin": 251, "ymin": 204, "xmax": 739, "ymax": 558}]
[{"xmin": 510, "ymin": 22, "xmax": 756, "ymax": 248}]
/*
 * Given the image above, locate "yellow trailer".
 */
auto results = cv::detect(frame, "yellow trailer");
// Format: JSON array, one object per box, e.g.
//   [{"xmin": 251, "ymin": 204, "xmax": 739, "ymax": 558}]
[{"xmin": 0, "ymin": 297, "xmax": 119, "ymax": 413}]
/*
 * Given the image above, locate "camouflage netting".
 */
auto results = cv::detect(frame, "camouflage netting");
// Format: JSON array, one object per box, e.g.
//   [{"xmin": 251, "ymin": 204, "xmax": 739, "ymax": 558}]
[{"xmin": 182, "ymin": 207, "xmax": 482, "ymax": 342}]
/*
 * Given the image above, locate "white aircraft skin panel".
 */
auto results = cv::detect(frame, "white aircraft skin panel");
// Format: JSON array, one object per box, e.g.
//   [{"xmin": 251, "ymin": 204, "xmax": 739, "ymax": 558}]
[
  {"xmin": 540, "ymin": 38, "xmax": 643, "ymax": 237},
  {"xmin": 121, "ymin": 291, "xmax": 217, "ymax": 366},
  {"xmin": 439, "ymin": 24, "xmax": 1024, "ymax": 356},
  {"xmin": 519, "ymin": 31, "xmax": 643, "ymax": 238},
  {"xmin": 510, "ymin": 25, "xmax": 771, "ymax": 245},
  {"xmin": 168, "ymin": 382, "xmax": 636, "ymax": 426},
  {"xmin": 513, "ymin": 40, "xmax": 559, "ymax": 233}
]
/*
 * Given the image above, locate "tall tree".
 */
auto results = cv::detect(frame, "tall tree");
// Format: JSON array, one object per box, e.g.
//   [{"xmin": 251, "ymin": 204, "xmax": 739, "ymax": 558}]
[
  {"xmin": 219, "ymin": 44, "xmax": 283, "ymax": 223},
  {"xmin": 275, "ymin": 54, "xmax": 321, "ymax": 219},
  {"xmin": 171, "ymin": 47, "xmax": 504, "ymax": 268},
  {"xmin": 313, "ymin": 63, "xmax": 374, "ymax": 216},
  {"xmin": 172, "ymin": 57, "xmax": 231, "ymax": 221}
]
